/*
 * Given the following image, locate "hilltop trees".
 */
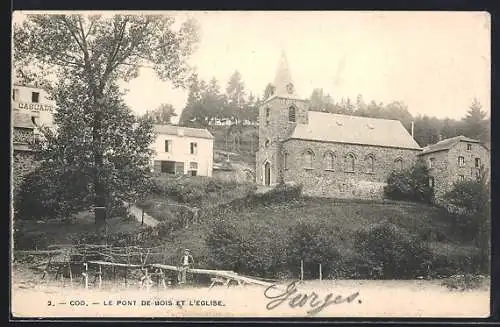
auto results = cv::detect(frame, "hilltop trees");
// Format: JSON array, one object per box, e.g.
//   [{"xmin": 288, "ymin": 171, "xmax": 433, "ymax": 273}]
[
  {"xmin": 14, "ymin": 14, "xmax": 199, "ymax": 232},
  {"xmin": 144, "ymin": 103, "xmax": 177, "ymax": 125}
]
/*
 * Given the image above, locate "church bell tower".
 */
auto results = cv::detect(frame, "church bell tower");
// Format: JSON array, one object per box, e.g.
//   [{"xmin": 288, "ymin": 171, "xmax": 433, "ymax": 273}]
[{"xmin": 255, "ymin": 51, "xmax": 308, "ymax": 186}]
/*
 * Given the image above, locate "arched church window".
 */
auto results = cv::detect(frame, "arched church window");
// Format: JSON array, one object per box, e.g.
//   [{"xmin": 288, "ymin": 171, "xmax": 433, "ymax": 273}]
[
  {"xmin": 283, "ymin": 151, "xmax": 289, "ymax": 170},
  {"xmin": 265, "ymin": 107, "xmax": 270, "ymax": 126},
  {"xmin": 288, "ymin": 106, "xmax": 296, "ymax": 122},
  {"xmin": 394, "ymin": 157, "xmax": 403, "ymax": 171},
  {"xmin": 304, "ymin": 149, "xmax": 314, "ymax": 168},
  {"xmin": 365, "ymin": 154, "xmax": 375, "ymax": 173},
  {"xmin": 345, "ymin": 153, "xmax": 356, "ymax": 172},
  {"xmin": 324, "ymin": 151, "xmax": 335, "ymax": 170}
]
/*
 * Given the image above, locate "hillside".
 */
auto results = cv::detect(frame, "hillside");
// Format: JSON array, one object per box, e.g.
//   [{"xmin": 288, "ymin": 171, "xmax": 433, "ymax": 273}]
[{"xmin": 136, "ymin": 183, "xmax": 479, "ymax": 280}]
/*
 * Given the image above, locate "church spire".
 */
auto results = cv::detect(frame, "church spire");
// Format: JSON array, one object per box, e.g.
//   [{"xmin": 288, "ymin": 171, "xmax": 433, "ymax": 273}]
[{"xmin": 273, "ymin": 51, "xmax": 299, "ymax": 98}]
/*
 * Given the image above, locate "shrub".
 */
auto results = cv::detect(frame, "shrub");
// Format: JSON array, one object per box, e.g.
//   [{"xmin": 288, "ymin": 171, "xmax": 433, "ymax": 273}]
[
  {"xmin": 442, "ymin": 166, "xmax": 490, "ymax": 272},
  {"xmin": 354, "ymin": 221, "xmax": 432, "ymax": 279},
  {"xmin": 384, "ymin": 159, "xmax": 433, "ymax": 203},
  {"xmin": 15, "ymin": 164, "xmax": 92, "ymax": 220},
  {"xmin": 286, "ymin": 221, "xmax": 341, "ymax": 279}
]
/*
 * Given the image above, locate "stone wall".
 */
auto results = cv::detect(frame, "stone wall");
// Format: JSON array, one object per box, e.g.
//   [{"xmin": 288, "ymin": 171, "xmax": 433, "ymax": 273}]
[
  {"xmin": 282, "ymin": 139, "xmax": 421, "ymax": 199},
  {"xmin": 420, "ymin": 141, "xmax": 491, "ymax": 201},
  {"xmin": 12, "ymin": 150, "xmax": 39, "ymax": 198},
  {"xmin": 256, "ymin": 96, "xmax": 309, "ymax": 186}
]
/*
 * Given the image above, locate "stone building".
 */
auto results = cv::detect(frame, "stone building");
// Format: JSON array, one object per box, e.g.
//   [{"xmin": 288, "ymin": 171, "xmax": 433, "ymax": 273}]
[
  {"xmin": 418, "ymin": 135, "xmax": 490, "ymax": 201},
  {"xmin": 11, "ymin": 82, "xmax": 55, "ymax": 196},
  {"xmin": 255, "ymin": 53, "xmax": 422, "ymax": 199}
]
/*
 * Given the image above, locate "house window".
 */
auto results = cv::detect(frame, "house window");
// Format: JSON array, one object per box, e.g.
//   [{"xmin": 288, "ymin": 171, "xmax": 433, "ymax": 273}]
[
  {"xmin": 189, "ymin": 162, "xmax": 198, "ymax": 176},
  {"xmin": 283, "ymin": 152, "xmax": 289, "ymax": 170},
  {"xmin": 288, "ymin": 106, "xmax": 296, "ymax": 122},
  {"xmin": 161, "ymin": 161, "xmax": 176, "ymax": 174},
  {"xmin": 12, "ymin": 88, "xmax": 19, "ymax": 101},
  {"xmin": 190, "ymin": 142, "xmax": 198, "ymax": 155},
  {"xmin": 429, "ymin": 176, "xmax": 435, "ymax": 188},
  {"xmin": 31, "ymin": 92, "xmax": 40, "ymax": 103},
  {"xmin": 459, "ymin": 175, "xmax": 465, "ymax": 182},
  {"xmin": 467, "ymin": 144, "xmax": 472, "ymax": 151},
  {"xmin": 304, "ymin": 150, "xmax": 314, "ymax": 168},
  {"xmin": 394, "ymin": 158, "xmax": 403, "ymax": 171},
  {"xmin": 164, "ymin": 140, "xmax": 172, "ymax": 153},
  {"xmin": 345, "ymin": 153, "xmax": 355, "ymax": 172},
  {"xmin": 324, "ymin": 152, "xmax": 335, "ymax": 170},
  {"xmin": 458, "ymin": 156, "xmax": 465, "ymax": 167},
  {"xmin": 365, "ymin": 154, "xmax": 375, "ymax": 173},
  {"xmin": 428, "ymin": 157, "xmax": 435, "ymax": 169},
  {"xmin": 475, "ymin": 158, "xmax": 481, "ymax": 168}
]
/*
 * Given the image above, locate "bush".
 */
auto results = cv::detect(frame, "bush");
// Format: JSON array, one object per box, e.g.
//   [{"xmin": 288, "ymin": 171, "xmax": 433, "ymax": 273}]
[
  {"xmin": 15, "ymin": 164, "xmax": 92, "ymax": 220},
  {"xmin": 384, "ymin": 159, "xmax": 433, "ymax": 203},
  {"xmin": 286, "ymin": 221, "xmax": 341, "ymax": 279},
  {"xmin": 354, "ymin": 221, "xmax": 432, "ymax": 279},
  {"xmin": 429, "ymin": 243, "xmax": 483, "ymax": 277},
  {"xmin": 151, "ymin": 176, "xmax": 256, "ymax": 206},
  {"xmin": 442, "ymin": 166, "xmax": 490, "ymax": 272}
]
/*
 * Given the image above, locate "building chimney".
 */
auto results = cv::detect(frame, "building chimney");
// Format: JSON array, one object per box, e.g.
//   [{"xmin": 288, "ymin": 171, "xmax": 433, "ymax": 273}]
[{"xmin": 411, "ymin": 121, "xmax": 415, "ymax": 138}]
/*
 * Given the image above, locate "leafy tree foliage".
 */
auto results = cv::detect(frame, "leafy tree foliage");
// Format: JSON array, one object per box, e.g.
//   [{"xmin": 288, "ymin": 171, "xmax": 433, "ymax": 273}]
[
  {"xmin": 19, "ymin": 79, "xmax": 155, "ymax": 221},
  {"xmin": 14, "ymin": 14, "xmax": 199, "ymax": 229},
  {"xmin": 144, "ymin": 103, "xmax": 177, "ymax": 124},
  {"xmin": 354, "ymin": 222, "xmax": 432, "ymax": 279},
  {"xmin": 384, "ymin": 159, "xmax": 434, "ymax": 203},
  {"xmin": 442, "ymin": 166, "xmax": 490, "ymax": 271}
]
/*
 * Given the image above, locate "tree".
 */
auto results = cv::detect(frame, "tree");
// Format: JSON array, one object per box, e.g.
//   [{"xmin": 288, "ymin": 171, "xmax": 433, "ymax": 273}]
[
  {"xmin": 144, "ymin": 103, "xmax": 177, "ymax": 124},
  {"xmin": 384, "ymin": 159, "xmax": 434, "ymax": 203},
  {"xmin": 14, "ymin": 14, "xmax": 199, "ymax": 233},
  {"xmin": 21, "ymin": 79, "xmax": 155, "ymax": 224},
  {"xmin": 225, "ymin": 70, "xmax": 246, "ymax": 124},
  {"xmin": 460, "ymin": 98, "xmax": 489, "ymax": 144},
  {"xmin": 263, "ymin": 83, "xmax": 275, "ymax": 100}
]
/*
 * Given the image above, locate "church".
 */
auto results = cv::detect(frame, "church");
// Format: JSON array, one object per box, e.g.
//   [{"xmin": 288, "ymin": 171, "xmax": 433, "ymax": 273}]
[{"xmin": 255, "ymin": 53, "xmax": 422, "ymax": 199}]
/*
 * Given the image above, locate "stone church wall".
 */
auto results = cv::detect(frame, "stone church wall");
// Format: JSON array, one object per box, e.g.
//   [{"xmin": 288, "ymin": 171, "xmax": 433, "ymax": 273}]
[{"xmin": 282, "ymin": 139, "xmax": 421, "ymax": 199}]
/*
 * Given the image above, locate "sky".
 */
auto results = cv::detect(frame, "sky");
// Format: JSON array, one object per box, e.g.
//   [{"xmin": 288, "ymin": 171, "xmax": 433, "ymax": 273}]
[{"xmin": 13, "ymin": 11, "xmax": 491, "ymax": 122}]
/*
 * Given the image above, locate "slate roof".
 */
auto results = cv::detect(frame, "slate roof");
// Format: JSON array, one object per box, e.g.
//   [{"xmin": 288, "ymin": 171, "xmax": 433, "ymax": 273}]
[
  {"xmin": 153, "ymin": 124, "xmax": 213, "ymax": 139},
  {"xmin": 419, "ymin": 135, "xmax": 481, "ymax": 155},
  {"xmin": 12, "ymin": 111, "xmax": 35, "ymax": 129},
  {"xmin": 286, "ymin": 111, "xmax": 421, "ymax": 150}
]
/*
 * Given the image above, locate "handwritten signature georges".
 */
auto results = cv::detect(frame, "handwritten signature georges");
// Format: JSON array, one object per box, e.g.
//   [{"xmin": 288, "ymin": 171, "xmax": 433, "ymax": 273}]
[{"xmin": 263, "ymin": 281, "xmax": 360, "ymax": 316}]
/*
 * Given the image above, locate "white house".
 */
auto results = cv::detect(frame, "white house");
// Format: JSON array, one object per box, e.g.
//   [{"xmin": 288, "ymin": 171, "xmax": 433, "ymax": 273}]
[
  {"xmin": 151, "ymin": 124, "xmax": 214, "ymax": 177},
  {"xmin": 12, "ymin": 83, "xmax": 56, "ymax": 129}
]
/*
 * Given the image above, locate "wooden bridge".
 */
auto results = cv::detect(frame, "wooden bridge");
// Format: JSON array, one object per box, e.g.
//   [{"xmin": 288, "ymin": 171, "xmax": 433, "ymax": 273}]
[{"xmin": 14, "ymin": 244, "xmax": 276, "ymax": 290}]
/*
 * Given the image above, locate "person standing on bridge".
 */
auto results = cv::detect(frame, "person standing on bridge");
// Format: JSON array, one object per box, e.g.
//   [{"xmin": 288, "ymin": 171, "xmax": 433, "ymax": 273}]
[{"xmin": 178, "ymin": 248, "xmax": 194, "ymax": 285}]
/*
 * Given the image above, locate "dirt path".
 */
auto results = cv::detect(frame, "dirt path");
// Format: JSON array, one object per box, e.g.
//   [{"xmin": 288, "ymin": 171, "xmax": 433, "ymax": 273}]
[{"xmin": 127, "ymin": 204, "xmax": 160, "ymax": 227}]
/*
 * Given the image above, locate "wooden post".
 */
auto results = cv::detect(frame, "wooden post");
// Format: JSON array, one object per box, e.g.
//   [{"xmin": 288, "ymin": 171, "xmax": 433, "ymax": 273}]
[
  {"xmin": 84, "ymin": 263, "xmax": 89, "ymax": 289},
  {"xmin": 68, "ymin": 260, "xmax": 73, "ymax": 285},
  {"xmin": 300, "ymin": 260, "xmax": 304, "ymax": 282},
  {"xmin": 141, "ymin": 209, "xmax": 144, "ymax": 226},
  {"xmin": 319, "ymin": 263, "xmax": 322, "ymax": 281},
  {"xmin": 98, "ymin": 264, "xmax": 102, "ymax": 289}
]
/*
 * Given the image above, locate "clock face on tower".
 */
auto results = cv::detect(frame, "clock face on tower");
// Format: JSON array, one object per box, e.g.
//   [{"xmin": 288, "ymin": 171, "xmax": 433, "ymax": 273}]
[{"xmin": 286, "ymin": 83, "xmax": 294, "ymax": 94}]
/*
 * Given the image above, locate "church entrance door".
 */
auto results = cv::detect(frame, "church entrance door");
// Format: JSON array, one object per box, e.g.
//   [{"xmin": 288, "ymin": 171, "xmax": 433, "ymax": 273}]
[{"xmin": 264, "ymin": 162, "xmax": 271, "ymax": 186}]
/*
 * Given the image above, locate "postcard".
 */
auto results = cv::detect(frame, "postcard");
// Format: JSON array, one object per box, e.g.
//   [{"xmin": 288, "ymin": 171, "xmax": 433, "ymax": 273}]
[{"xmin": 11, "ymin": 10, "xmax": 491, "ymax": 319}]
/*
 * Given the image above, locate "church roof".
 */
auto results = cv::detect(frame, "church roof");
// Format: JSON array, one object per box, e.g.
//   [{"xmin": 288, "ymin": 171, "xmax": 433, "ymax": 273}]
[
  {"xmin": 419, "ymin": 135, "xmax": 481, "ymax": 155},
  {"xmin": 153, "ymin": 124, "xmax": 213, "ymax": 139},
  {"xmin": 273, "ymin": 51, "xmax": 300, "ymax": 98},
  {"xmin": 286, "ymin": 111, "xmax": 421, "ymax": 150}
]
